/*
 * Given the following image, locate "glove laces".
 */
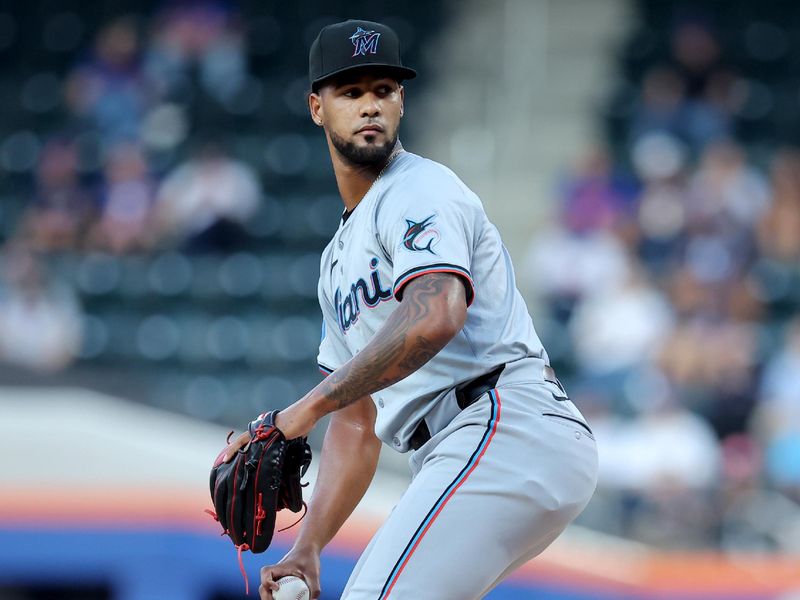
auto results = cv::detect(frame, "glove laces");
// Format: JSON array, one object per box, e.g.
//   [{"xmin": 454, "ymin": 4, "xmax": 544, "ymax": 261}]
[
  {"xmin": 204, "ymin": 509, "xmax": 252, "ymax": 595},
  {"xmin": 278, "ymin": 501, "xmax": 308, "ymax": 533},
  {"xmin": 236, "ymin": 543, "xmax": 251, "ymax": 595}
]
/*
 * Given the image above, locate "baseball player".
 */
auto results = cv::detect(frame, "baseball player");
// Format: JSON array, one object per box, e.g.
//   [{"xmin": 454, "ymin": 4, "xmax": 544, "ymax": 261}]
[{"xmin": 224, "ymin": 19, "xmax": 598, "ymax": 600}]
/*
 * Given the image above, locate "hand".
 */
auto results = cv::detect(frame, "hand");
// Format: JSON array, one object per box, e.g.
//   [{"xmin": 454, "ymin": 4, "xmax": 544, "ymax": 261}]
[
  {"xmin": 222, "ymin": 431, "xmax": 250, "ymax": 463},
  {"xmin": 259, "ymin": 544, "xmax": 321, "ymax": 600},
  {"xmin": 222, "ymin": 402, "xmax": 318, "ymax": 463}
]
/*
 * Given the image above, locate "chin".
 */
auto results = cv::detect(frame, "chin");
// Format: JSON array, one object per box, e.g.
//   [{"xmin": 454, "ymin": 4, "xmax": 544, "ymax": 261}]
[
  {"xmin": 354, "ymin": 137, "xmax": 391, "ymax": 154},
  {"xmin": 331, "ymin": 129, "xmax": 396, "ymax": 166},
  {"xmin": 357, "ymin": 133, "xmax": 386, "ymax": 146}
]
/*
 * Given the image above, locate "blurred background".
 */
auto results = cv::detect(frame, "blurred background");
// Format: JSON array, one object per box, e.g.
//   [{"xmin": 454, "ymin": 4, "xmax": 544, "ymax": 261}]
[{"xmin": 1, "ymin": 0, "xmax": 800, "ymax": 598}]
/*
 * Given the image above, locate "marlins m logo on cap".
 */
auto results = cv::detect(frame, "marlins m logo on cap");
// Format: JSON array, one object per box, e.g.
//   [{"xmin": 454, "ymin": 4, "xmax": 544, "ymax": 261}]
[
  {"xmin": 309, "ymin": 20, "xmax": 416, "ymax": 91},
  {"xmin": 350, "ymin": 26, "xmax": 381, "ymax": 57}
]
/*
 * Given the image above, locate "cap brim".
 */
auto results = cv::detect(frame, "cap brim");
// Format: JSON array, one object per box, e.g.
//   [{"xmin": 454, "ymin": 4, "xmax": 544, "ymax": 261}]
[{"xmin": 311, "ymin": 64, "xmax": 417, "ymax": 91}]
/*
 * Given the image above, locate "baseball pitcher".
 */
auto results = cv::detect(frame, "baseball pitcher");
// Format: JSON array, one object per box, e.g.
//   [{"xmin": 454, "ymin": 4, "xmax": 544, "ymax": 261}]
[{"xmin": 220, "ymin": 19, "xmax": 598, "ymax": 600}]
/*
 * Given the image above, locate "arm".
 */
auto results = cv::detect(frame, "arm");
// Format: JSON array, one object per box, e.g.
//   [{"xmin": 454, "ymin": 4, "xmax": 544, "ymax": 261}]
[
  {"xmin": 224, "ymin": 271, "xmax": 467, "ymax": 460},
  {"xmin": 295, "ymin": 395, "xmax": 380, "ymax": 552},
  {"xmin": 276, "ymin": 271, "xmax": 468, "ymax": 438},
  {"xmin": 248, "ymin": 273, "xmax": 465, "ymax": 598},
  {"xmin": 258, "ymin": 395, "xmax": 380, "ymax": 599}
]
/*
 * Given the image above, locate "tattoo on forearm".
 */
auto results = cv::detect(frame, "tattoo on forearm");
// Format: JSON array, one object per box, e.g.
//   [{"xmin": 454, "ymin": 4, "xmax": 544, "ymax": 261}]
[
  {"xmin": 398, "ymin": 336, "xmax": 436, "ymax": 370},
  {"xmin": 319, "ymin": 273, "xmax": 462, "ymax": 410}
]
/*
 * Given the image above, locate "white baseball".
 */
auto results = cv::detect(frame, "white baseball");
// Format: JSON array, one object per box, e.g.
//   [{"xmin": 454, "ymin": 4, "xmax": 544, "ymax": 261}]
[{"xmin": 273, "ymin": 575, "xmax": 310, "ymax": 600}]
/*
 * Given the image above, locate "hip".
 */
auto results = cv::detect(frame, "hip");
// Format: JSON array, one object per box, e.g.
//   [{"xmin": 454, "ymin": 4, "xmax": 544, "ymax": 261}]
[{"xmin": 410, "ymin": 380, "xmax": 598, "ymax": 485}]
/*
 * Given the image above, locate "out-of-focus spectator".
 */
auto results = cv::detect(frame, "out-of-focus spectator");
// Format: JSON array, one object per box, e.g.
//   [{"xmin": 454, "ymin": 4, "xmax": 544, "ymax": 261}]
[
  {"xmin": 670, "ymin": 19, "xmax": 722, "ymax": 99},
  {"xmin": 666, "ymin": 266, "xmax": 762, "ymax": 321},
  {"xmin": 64, "ymin": 16, "xmax": 145, "ymax": 142},
  {"xmin": 18, "ymin": 138, "xmax": 95, "ymax": 252},
  {"xmin": 591, "ymin": 375, "xmax": 722, "ymax": 547},
  {"xmin": 630, "ymin": 66, "xmax": 688, "ymax": 144},
  {"xmin": 754, "ymin": 319, "xmax": 800, "ymax": 497},
  {"xmin": 152, "ymin": 141, "xmax": 260, "ymax": 250},
  {"xmin": 524, "ymin": 227, "xmax": 630, "ymax": 324},
  {"xmin": 644, "ymin": 140, "xmax": 770, "ymax": 300},
  {"xmin": 757, "ymin": 149, "xmax": 800, "ymax": 261},
  {"xmin": 524, "ymin": 147, "xmax": 637, "ymax": 322},
  {"xmin": 0, "ymin": 247, "xmax": 82, "ymax": 372},
  {"xmin": 631, "ymin": 131, "xmax": 691, "ymax": 271},
  {"xmin": 631, "ymin": 66, "xmax": 733, "ymax": 152},
  {"xmin": 89, "ymin": 142, "xmax": 156, "ymax": 254},
  {"xmin": 630, "ymin": 20, "xmax": 735, "ymax": 153},
  {"xmin": 683, "ymin": 68, "xmax": 736, "ymax": 149},
  {"xmin": 687, "ymin": 140, "xmax": 770, "ymax": 232},
  {"xmin": 144, "ymin": 2, "xmax": 246, "ymax": 103},
  {"xmin": 673, "ymin": 20, "xmax": 737, "ymax": 149},
  {"xmin": 659, "ymin": 316, "xmax": 759, "ymax": 437},
  {"xmin": 594, "ymin": 395, "xmax": 721, "ymax": 491},
  {"xmin": 559, "ymin": 145, "xmax": 639, "ymax": 233},
  {"xmin": 759, "ymin": 318, "xmax": 800, "ymax": 419},
  {"xmin": 570, "ymin": 266, "xmax": 674, "ymax": 382}
]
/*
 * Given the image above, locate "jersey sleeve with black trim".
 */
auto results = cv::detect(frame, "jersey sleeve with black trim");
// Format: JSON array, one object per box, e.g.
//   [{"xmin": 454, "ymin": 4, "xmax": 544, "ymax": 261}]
[{"xmin": 375, "ymin": 168, "xmax": 479, "ymax": 306}]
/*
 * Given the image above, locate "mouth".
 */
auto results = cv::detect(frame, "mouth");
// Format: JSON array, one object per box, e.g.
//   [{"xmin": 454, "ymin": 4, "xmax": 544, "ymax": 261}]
[{"xmin": 356, "ymin": 125, "xmax": 384, "ymax": 134}]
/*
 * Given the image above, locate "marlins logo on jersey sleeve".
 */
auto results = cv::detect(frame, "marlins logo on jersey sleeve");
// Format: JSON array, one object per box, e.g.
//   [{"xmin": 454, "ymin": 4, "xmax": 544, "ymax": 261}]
[
  {"xmin": 375, "ymin": 167, "xmax": 479, "ymax": 305},
  {"xmin": 402, "ymin": 215, "xmax": 439, "ymax": 253}
]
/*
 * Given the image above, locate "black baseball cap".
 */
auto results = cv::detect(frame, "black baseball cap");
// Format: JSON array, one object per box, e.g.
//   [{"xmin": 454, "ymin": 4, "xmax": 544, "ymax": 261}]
[{"xmin": 309, "ymin": 19, "xmax": 417, "ymax": 92}]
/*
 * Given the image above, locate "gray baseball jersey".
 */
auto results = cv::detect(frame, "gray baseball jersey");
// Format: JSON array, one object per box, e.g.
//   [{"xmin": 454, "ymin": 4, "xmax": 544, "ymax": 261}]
[
  {"xmin": 317, "ymin": 150, "xmax": 547, "ymax": 451},
  {"xmin": 315, "ymin": 150, "xmax": 598, "ymax": 599}
]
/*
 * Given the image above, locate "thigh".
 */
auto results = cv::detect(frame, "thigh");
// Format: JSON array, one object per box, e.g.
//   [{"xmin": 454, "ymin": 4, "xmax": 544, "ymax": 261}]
[{"xmin": 342, "ymin": 386, "xmax": 598, "ymax": 600}]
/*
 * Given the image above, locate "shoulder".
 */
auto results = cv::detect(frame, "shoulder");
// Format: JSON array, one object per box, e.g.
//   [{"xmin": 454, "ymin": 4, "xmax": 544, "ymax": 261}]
[
  {"xmin": 377, "ymin": 152, "xmax": 483, "ymax": 216},
  {"xmin": 391, "ymin": 152, "xmax": 467, "ymax": 191}
]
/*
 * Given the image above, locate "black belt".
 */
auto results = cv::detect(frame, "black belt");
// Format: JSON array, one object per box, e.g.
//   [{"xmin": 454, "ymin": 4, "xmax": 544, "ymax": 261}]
[
  {"xmin": 408, "ymin": 363, "xmax": 566, "ymax": 451},
  {"xmin": 409, "ymin": 364, "xmax": 506, "ymax": 451}
]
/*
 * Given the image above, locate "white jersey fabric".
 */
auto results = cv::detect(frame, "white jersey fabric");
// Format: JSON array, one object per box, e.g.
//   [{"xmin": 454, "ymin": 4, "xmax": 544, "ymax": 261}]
[{"xmin": 317, "ymin": 150, "xmax": 548, "ymax": 451}]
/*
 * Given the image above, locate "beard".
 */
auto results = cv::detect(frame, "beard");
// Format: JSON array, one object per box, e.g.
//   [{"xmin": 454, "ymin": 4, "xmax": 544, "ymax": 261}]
[{"xmin": 329, "ymin": 128, "xmax": 398, "ymax": 167}]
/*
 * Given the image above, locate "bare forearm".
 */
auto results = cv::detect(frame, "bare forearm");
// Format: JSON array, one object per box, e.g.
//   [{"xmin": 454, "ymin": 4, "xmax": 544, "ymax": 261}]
[{"xmin": 294, "ymin": 413, "xmax": 381, "ymax": 551}]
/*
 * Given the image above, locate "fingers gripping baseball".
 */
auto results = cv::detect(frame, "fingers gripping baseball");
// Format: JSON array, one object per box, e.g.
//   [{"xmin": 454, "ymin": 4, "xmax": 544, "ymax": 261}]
[
  {"xmin": 260, "ymin": 549, "xmax": 321, "ymax": 600},
  {"xmin": 259, "ymin": 567, "xmax": 280, "ymax": 600}
]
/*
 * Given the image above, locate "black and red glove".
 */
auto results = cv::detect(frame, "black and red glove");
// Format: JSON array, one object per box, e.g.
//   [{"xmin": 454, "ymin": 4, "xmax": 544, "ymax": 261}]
[{"xmin": 207, "ymin": 411, "xmax": 312, "ymax": 592}]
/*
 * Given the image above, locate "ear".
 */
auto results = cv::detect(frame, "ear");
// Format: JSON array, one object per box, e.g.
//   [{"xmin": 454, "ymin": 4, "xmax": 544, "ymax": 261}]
[
  {"xmin": 399, "ymin": 85, "xmax": 405, "ymax": 118},
  {"xmin": 308, "ymin": 91, "xmax": 324, "ymax": 126}
]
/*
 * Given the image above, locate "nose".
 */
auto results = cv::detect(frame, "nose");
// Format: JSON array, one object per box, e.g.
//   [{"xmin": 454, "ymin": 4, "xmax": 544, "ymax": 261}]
[{"xmin": 359, "ymin": 93, "xmax": 380, "ymax": 118}]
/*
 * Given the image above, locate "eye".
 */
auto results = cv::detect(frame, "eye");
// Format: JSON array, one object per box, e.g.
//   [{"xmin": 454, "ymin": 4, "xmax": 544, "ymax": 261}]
[{"xmin": 343, "ymin": 88, "xmax": 360, "ymax": 98}]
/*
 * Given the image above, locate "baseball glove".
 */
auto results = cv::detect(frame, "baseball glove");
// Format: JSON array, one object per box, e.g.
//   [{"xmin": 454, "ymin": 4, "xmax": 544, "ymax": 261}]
[{"xmin": 206, "ymin": 410, "xmax": 311, "ymax": 591}]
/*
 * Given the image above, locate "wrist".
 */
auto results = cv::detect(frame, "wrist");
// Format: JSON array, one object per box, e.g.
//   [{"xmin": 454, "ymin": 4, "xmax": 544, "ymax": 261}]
[
  {"xmin": 305, "ymin": 387, "xmax": 331, "ymax": 422},
  {"xmin": 274, "ymin": 397, "xmax": 323, "ymax": 439},
  {"xmin": 292, "ymin": 537, "xmax": 323, "ymax": 556}
]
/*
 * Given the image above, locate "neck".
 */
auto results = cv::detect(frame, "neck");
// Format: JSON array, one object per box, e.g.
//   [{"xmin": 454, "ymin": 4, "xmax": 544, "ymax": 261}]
[{"xmin": 329, "ymin": 141, "xmax": 403, "ymax": 211}]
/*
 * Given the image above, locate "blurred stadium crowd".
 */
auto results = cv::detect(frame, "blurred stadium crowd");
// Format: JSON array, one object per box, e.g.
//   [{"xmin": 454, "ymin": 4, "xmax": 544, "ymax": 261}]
[
  {"xmin": 0, "ymin": 1, "xmax": 439, "ymax": 420},
  {"xmin": 529, "ymin": 2, "xmax": 800, "ymax": 551},
  {"xmin": 1, "ymin": 0, "xmax": 799, "ymax": 556}
]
